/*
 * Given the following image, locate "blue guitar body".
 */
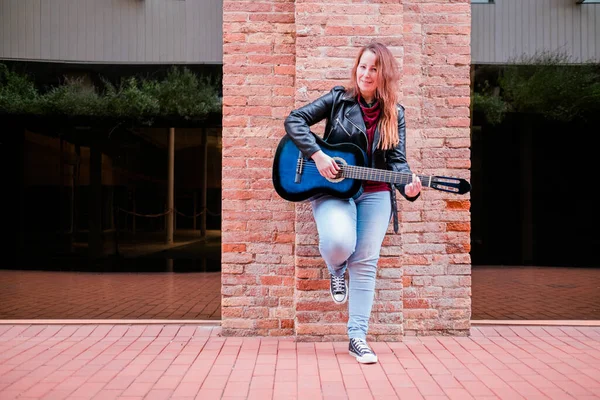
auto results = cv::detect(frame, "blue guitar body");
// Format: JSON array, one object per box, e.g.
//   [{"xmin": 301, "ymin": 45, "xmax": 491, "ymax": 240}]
[
  {"xmin": 272, "ymin": 134, "xmax": 366, "ymax": 202},
  {"xmin": 272, "ymin": 133, "xmax": 471, "ymax": 202}
]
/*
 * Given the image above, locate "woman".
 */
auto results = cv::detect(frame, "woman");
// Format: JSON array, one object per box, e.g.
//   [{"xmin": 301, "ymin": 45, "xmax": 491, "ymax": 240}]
[{"xmin": 284, "ymin": 42, "xmax": 422, "ymax": 364}]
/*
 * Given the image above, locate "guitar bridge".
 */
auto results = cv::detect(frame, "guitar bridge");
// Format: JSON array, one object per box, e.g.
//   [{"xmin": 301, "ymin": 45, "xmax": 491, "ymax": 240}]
[{"xmin": 295, "ymin": 151, "xmax": 304, "ymax": 183}]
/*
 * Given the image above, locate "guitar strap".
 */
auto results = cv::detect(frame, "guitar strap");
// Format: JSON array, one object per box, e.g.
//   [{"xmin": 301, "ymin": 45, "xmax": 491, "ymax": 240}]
[{"xmin": 391, "ymin": 188, "xmax": 399, "ymax": 234}]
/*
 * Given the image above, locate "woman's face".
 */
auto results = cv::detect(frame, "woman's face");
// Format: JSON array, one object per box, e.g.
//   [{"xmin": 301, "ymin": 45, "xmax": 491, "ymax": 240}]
[{"xmin": 356, "ymin": 50, "xmax": 379, "ymax": 100}]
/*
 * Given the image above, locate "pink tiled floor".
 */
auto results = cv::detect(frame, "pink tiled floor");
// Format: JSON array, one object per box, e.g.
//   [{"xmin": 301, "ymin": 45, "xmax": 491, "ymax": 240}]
[{"xmin": 1, "ymin": 324, "xmax": 599, "ymax": 399}]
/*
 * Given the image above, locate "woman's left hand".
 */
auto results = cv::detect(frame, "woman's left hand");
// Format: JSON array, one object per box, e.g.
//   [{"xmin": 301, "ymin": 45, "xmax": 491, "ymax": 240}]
[{"xmin": 405, "ymin": 174, "xmax": 422, "ymax": 197}]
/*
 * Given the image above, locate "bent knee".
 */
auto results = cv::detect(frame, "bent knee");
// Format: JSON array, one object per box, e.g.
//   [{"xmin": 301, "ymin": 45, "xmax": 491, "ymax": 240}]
[{"xmin": 319, "ymin": 238, "xmax": 355, "ymax": 266}]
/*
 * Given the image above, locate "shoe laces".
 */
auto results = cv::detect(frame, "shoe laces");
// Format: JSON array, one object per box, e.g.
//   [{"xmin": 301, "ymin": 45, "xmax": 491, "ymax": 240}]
[
  {"xmin": 352, "ymin": 338, "xmax": 373, "ymax": 354},
  {"xmin": 331, "ymin": 275, "xmax": 345, "ymax": 293}
]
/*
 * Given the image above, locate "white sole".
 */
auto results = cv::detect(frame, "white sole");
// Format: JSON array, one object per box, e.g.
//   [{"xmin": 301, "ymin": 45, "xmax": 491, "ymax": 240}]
[
  {"xmin": 330, "ymin": 292, "xmax": 348, "ymax": 304},
  {"xmin": 330, "ymin": 279, "xmax": 348, "ymax": 304},
  {"xmin": 349, "ymin": 350, "xmax": 378, "ymax": 364}
]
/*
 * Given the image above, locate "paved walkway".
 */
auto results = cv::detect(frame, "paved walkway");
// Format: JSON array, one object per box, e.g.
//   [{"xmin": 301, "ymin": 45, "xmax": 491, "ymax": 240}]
[
  {"xmin": 2, "ymin": 266, "xmax": 599, "ymax": 321},
  {"xmin": 0, "ymin": 324, "xmax": 599, "ymax": 399},
  {"xmin": 0, "ymin": 271, "xmax": 221, "ymax": 320},
  {"xmin": 472, "ymin": 266, "xmax": 600, "ymax": 320}
]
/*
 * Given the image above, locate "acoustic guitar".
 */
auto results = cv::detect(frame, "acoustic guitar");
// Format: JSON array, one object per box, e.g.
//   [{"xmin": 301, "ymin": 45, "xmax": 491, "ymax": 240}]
[{"xmin": 272, "ymin": 133, "xmax": 471, "ymax": 202}]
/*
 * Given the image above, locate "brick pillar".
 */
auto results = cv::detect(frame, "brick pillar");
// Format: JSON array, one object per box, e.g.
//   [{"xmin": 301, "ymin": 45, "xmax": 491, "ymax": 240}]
[
  {"xmin": 401, "ymin": 0, "xmax": 472, "ymax": 336},
  {"xmin": 221, "ymin": 0, "xmax": 297, "ymax": 336},
  {"xmin": 221, "ymin": 0, "xmax": 472, "ymax": 338},
  {"xmin": 293, "ymin": 0, "xmax": 406, "ymax": 342}
]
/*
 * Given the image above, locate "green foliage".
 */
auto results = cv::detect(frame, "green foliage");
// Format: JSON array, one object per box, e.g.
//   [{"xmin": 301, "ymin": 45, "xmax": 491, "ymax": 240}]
[
  {"xmin": 473, "ymin": 52, "xmax": 600, "ymax": 125},
  {"xmin": 472, "ymin": 80, "xmax": 508, "ymax": 125},
  {"xmin": 0, "ymin": 64, "xmax": 41, "ymax": 114},
  {"xmin": 103, "ymin": 77, "xmax": 160, "ymax": 118},
  {"xmin": 146, "ymin": 68, "xmax": 221, "ymax": 118},
  {"xmin": 42, "ymin": 77, "xmax": 106, "ymax": 116},
  {"xmin": 0, "ymin": 65, "xmax": 221, "ymax": 124}
]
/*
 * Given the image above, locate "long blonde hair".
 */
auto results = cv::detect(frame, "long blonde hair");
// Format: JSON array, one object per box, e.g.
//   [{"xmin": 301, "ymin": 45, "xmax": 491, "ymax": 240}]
[{"xmin": 347, "ymin": 42, "xmax": 400, "ymax": 150}]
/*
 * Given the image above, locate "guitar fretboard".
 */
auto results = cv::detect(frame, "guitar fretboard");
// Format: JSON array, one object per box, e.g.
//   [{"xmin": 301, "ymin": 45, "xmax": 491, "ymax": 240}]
[
  {"xmin": 341, "ymin": 164, "xmax": 432, "ymax": 187},
  {"xmin": 297, "ymin": 158, "xmax": 468, "ymax": 194}
]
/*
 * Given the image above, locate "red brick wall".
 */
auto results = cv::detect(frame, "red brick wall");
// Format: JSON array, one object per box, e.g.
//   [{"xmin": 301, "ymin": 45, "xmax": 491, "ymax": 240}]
[
  {"xmin": 401, "ymin": 2, "xmax": 472, "ymax": 335},
  {"xmin": 222, "ymin": 0, "xmax": 472, "ymax": 339}
]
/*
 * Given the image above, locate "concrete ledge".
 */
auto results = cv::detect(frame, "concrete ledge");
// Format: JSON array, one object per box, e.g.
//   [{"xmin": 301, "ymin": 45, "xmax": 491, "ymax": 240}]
[
  {"xmin": 472, "ymin": 320, "xmax": 600, "ymax": 327},
  {"xmin": 3, "ymin": 319, "xmax": 599, "ymax": 327},
  {"xmin": 0, "ymin": 319, "xmax": 222, "ymax": 325}
]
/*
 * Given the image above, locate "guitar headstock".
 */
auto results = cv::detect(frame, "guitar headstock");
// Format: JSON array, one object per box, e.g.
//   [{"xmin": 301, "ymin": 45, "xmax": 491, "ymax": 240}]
[{"xmin": 430, "ymin": 176, "xmax": 471, "ymax": 195}]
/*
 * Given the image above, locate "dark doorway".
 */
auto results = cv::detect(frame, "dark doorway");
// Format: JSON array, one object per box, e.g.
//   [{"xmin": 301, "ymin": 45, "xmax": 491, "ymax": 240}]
[
  {"xmin": 471, "ymin": 113, "xmax": 600, "ymax": 268},
  {"xmin": 470, "ymin": 109, "xmax": 600, "ymax": 320},
  {"xmin": 0, "ymin": 62, "xmax": 223, "ymax": 320},
  {"xmin": 470, "ymin": 60, "xmax": 600, "ymax": 320}
]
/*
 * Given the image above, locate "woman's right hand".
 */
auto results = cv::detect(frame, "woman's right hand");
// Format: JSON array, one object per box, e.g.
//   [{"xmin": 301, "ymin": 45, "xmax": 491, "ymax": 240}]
[{"xmin": 311, "ymin": 150, "xmax": 340, "ymax": 179}]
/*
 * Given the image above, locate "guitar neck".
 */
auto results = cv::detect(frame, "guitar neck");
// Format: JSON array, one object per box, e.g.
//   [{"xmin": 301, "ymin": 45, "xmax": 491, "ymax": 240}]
[{"xmin": 342, "ymin": 165, "xmax": 431, "ymax": 187}]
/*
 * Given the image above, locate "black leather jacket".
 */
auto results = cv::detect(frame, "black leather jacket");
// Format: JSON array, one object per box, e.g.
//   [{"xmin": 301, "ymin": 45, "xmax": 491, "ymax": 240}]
[{"xmin": 284, "ymin": 86, "xmax": 419, "ymax": 233}]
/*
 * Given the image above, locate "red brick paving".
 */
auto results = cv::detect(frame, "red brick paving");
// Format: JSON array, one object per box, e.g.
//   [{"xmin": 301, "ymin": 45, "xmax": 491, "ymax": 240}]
[
  {"xmin": 0, "ymin": 324, "xmax": 599, "ymax": 399},
  {"xmin": 2, "ymin": 266, "xmax": 600, "ymax": 321},
  {"xmin": 0, "ymin": 271, "xmax": 220, "ymax": 320},
  {"xmin": 472, "ymin": 266, "xmax": 600, "ymax": 320}
]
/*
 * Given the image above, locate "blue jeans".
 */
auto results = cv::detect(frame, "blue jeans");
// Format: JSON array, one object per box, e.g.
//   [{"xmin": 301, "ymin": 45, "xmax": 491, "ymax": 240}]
[{"xmin": 310, "ymin": 190, "xmax": 392, "ymax": 340}]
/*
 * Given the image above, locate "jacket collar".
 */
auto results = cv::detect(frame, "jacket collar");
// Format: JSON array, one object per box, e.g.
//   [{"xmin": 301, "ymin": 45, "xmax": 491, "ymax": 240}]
[
  {"xmin": 341, "ymin": 91, "xmax": 355, "ymax": 102},
  {"xmin": 339, "ymin": 93, "xmax": 366, "ymax": 135},
  {"xmin": 340, "ymin": 91, "xmax": 380, "ymax": 154},
  {"xmin": 344, "ymin": 103, "xmax": 366, "ymax": 135}
]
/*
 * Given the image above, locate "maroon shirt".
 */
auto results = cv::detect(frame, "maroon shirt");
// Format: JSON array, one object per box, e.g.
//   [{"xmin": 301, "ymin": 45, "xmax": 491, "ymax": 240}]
[{"xmin": 358, "ymin": 95, "xmax": 390, "ymax": 193}]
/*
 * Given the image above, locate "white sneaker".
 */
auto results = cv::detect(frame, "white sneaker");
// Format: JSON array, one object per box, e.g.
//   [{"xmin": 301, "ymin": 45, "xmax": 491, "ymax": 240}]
[
  {"xmin": 349, "ymin": 338, "xmax": 378, "ymax": 364},
  {"xmin": 329, "ymin": 273, "xmax": 348, "ymax": 304}
]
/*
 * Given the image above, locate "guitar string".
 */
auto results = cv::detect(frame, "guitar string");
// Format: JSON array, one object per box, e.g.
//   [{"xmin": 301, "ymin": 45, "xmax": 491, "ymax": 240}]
[
  {"xmin": 299, "ymin": 164, "xmax": 423, "ymax": 183},
  {"xmin": 292, "ymin": 158, "xmax": 468, "ymax": 192},
  {"xmin": 297, "ymin": 162, "xmax": 429, "ymax": 185}
]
